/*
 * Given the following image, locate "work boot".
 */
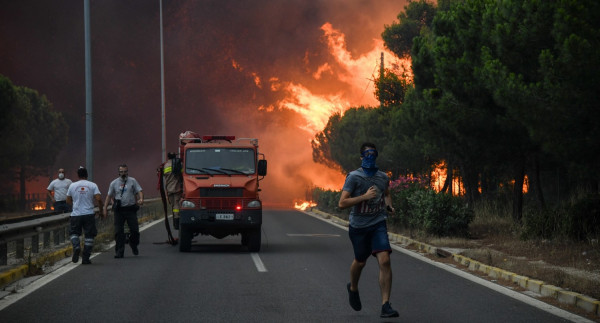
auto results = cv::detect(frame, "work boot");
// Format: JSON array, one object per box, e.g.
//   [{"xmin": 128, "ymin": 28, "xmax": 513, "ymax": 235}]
[
  {"xmin": 72, "ymin": 248, "xmax": 80, "ymax": 263},
  {"xmin": 115, "ymin": 247, "xmax": 124, "ymax": 258},
  {"xmin": 82, "ymin": 246, "xmax": 93, "ymax": 265},
  {"xmin": 173, "ymin": 217, "xmax": 179, "ymax": 230}
]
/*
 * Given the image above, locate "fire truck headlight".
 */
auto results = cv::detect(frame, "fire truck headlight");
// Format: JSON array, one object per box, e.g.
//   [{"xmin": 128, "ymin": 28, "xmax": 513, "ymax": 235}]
[
  {"xmin": 247, "ymin": 200, "xmax": 261, "ymax": 208},
  {"xmin": 181, "ymin": 200, "xmax": 196, "ymax": 208}
]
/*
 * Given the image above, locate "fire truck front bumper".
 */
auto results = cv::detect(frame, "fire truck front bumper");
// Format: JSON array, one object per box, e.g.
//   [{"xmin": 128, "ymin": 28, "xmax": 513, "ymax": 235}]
[{"xmin": 179, "ymin": 208, "xmax": 262, "ymax": 231}]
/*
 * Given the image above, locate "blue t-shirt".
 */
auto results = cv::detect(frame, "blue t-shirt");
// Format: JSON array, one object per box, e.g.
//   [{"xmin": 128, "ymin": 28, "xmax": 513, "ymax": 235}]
[{"xmin": 342, "ymin": 168, "xmax": 389, "ymax": 228}]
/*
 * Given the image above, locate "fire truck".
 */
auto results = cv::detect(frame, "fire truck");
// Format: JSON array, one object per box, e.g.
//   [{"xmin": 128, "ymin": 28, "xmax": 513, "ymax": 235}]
[{"xmin": 175, "ymin": 132, "xmax": 267, "ymax": 252}]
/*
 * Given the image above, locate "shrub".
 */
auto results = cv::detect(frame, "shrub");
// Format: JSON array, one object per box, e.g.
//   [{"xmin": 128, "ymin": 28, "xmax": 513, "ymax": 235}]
[
  {"xmin": 521, "ymin": 193, "xmax": 600, "ymax": 241},
  {"xmin": 566, "ymin": 193, "xmax": 600, "ymax": 241},
  {"xmin": 407, "ymin": 189, "xmax": 473, "ymax": 237}
]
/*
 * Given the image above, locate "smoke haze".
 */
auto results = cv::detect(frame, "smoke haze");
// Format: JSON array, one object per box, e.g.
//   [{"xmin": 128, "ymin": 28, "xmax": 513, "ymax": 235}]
[{"xmin": 0, "ymin": 0, "xmax": 407, "ymax": 207}]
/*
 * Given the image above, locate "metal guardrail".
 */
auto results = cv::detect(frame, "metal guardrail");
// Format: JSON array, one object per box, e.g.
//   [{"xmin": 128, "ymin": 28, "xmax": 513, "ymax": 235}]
[{"xmin": 0, "ymin": 199, "xmax": 164, "ymax": 267}]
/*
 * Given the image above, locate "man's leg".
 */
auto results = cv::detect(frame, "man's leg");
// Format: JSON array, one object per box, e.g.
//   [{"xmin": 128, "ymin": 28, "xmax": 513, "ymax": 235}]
[
  {"xmin": 114, "ymin": 211, "xmax": 126, "ymax": 257},
  {"xmin": 126, "ymin": 212, "xmax": 140, "ymax": 255},
  {"xmin": 350, "ymin": 259, "xmax": 366, "ymax": 291},
  {"xmin": 81, "ymin": 214, "xmax": 98, "ymax": 264},
  {"xmin": 69, "ymin": 217, "xmax": 82, "ymax": 263},
  {"xmin": 376, "ymin": 251, "xmax": 392, "ymax": 304}
]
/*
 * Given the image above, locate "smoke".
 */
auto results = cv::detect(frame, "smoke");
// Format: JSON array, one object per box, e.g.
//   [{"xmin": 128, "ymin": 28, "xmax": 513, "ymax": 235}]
[{"xmin": 0, "ymin": 0, "xmax": 408, "ymax": 206}]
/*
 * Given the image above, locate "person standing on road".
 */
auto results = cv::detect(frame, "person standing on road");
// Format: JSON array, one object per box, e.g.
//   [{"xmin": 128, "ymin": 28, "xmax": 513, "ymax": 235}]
[
  {"xmin": 338, "ymin": 142, "xmax": 399, "ymax": 318},
  {"xmin": 66, "ymin": 167, "xmax": 103, "ymax": 264},
  {"xmin": 103, "ymin": 164, "xmax": 143, "ymax": 258},
  {"xmin": 163, "ymin": 152, "xmax": 182, "ymax": 230},
  {"xmin": 47, "ymin": 168, "xmax": 72, "ymax": 213}
]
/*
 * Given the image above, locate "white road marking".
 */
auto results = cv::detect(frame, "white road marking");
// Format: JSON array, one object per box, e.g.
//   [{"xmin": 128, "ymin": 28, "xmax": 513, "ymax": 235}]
[{"xmin": 251, "ymin": 253, "xmax": 267, "ymax": 272}]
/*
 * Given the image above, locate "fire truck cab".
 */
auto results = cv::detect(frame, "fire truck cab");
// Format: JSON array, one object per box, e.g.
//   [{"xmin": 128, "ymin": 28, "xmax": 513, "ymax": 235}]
[{"xmin": 177, "ymin": 132, "xmax": 267, "ymax": 252}]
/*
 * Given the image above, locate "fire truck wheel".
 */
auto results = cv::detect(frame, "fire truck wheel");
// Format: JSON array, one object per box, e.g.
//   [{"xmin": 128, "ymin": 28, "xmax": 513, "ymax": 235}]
[
  {"xmin": 179, "ymin": 228, "xmax": 192, "ymax": 252},
  {"xmin": 247, "ymin": 228, "xmax": 261, "ymax": 252},
  {"xmin": 241, "ymin": 233, "xmax": 249, "ymax": 246}
]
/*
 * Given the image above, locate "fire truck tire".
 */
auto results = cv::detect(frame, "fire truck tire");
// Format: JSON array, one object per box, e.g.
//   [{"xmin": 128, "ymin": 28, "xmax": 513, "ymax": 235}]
[
  {"xmin": 179, "ymin": 228, "xmax": 192, "ymax": 252},
  {"xmin": 247, "ymin": 228, "xmax": 261, "ymax": 252},
  {"xmin": 241, "ymin": 233, "xmax": 249, "ymax": 246}
]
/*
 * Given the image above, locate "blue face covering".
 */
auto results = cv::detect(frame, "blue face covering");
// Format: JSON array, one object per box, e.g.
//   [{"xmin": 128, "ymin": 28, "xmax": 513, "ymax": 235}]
[{"xmin": 361, "ymin": 149, "xmax": 378, "ymax": 176}]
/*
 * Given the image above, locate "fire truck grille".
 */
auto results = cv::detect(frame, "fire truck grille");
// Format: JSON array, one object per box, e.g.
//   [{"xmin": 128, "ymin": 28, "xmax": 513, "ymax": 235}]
[
  {"xmin": 199, "ymin": 188, "xmax": 243, "ymax": 197},
  {"xmin": 203, "ymin": 199, "xmax": 243, "ymax": 209}
]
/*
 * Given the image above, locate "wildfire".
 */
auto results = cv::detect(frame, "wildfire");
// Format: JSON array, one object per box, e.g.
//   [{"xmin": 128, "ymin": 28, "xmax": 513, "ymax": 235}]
[
  {"xmin": 31, "ymin": 202, "xmax": 47, "ymax": 211},
  {"xmin": 294, "ymin": 200, "xmax": 317, "ymax": 211},
  {"xmin": 431, "ymin": 161, "xmax": 464, "ymax": 195}
]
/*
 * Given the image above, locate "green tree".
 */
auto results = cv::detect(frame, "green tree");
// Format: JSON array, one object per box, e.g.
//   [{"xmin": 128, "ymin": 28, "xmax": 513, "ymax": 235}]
[
  {"xmin": 382, "ymin": 0, "xmax": 438, "ymax": 59},
  {"xmin": 0, "ymin": 74, "xmax": 68, "ymax": 210}
]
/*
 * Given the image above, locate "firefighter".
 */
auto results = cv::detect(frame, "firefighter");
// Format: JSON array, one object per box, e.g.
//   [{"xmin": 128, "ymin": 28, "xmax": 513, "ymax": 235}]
[{"xmin": 163, "ymin": 152, "xmax": 182, "ymax": 229}]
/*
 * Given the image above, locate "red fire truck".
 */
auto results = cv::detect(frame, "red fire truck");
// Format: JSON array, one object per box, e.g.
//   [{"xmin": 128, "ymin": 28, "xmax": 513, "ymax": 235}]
[{"xmin": 176, "ymin": 132, "xmax": 267, "ymax": 252}]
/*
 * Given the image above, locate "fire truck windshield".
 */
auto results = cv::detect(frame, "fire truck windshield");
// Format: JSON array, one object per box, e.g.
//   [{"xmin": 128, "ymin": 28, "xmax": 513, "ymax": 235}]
[{"xmin": 186, "ymin": 148, "xmax": 256, "ymax": 175}]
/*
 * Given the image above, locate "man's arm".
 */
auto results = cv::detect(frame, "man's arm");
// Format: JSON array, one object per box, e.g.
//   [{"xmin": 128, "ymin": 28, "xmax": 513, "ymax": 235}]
[
  {"xmin": 384, "ymin": 188, "xmax": 395, "ymax": 213},
  {"xmin": 102, "ymin": 194, "xmax": 113, "ymax": 217},
  {"xmin": 136, "ymin": 191, "xmax": 144, "ymax": 206},
  {"xmin": 47, "ymin": 190, "xmax": 55, "ymax": 203},
  {"xmin": 66, "ymin": 196, "xmax": 72, "ymax": 205},
  {"xmin": 338, "ymin": 186, "xmax": 377, "ymax": 210}
]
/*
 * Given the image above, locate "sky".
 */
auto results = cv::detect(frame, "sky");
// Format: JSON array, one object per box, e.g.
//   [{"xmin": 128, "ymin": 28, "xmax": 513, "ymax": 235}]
[{"xmin": 0, "ymin": 0, "xmax": 408, "ymax": 207}]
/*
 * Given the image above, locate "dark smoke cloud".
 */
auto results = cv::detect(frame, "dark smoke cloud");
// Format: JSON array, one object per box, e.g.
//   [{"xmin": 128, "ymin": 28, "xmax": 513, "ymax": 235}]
[{"xmin": 0, "ymin": 0, "xmax": 407, "ymax": 206}]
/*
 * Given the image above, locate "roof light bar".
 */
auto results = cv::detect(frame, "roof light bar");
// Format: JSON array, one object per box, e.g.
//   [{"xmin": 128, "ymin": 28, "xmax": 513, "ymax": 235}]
[{"xmin": 202, "ymin": 135, "xmax": 235, "ymax": 141}]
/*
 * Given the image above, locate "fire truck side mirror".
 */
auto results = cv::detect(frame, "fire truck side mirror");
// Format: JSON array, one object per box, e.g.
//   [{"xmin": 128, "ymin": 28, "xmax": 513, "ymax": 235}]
[{"xmin": 258, "ymin": 160, "xmax": 267, "ymax": 176}]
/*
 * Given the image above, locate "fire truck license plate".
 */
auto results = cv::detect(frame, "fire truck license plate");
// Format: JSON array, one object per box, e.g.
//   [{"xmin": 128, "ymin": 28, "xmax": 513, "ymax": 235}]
[{"xmin": 216, "ymin": 213, "xmax": 234, "ymax": 220}]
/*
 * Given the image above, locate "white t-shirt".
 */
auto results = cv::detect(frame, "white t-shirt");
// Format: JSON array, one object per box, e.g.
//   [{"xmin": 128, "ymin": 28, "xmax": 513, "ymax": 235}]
[
  {"xmin": 67, "ymin": 180, "xmax": 101, "ymax": 216},
  {"xmin": 47, "ymin": 178, "xmax": 73, "ymax": 202}
]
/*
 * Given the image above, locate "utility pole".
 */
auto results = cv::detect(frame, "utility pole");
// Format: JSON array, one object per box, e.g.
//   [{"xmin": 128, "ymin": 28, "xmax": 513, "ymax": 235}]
[
  {"xmin": 84, "ymin": 0, "xmax": 93, "ymax": 179},
  {"xmin": 379, "ymin": 52, "xmax": 384, "ymax": 107},
  {"xmin": 160, "ymin": 0, "xmax": 166, "ymax": 163}
]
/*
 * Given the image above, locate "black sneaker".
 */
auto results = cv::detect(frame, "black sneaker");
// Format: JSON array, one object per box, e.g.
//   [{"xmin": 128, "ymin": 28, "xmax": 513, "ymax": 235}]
[
  {"xmin": 82, "ymin": 258, "xmax": 92, "ymax": 265},
  {"xmin": 72, "ymin": 248, "xmax": 80, "ymax": 263},
  {"xmin": 132, "ymin": 245, "xmax": 139, "ymax": 255},
  {"xmin": 380, "ymin": 302, "xmax": 399, "ymax": 318},
  {"xmin": 114, "ymin": 253, "xmax": 124, "ymax": 259},
  {"xmin": 347, "ymin": 283, "xmax": 361, "ymax": 311}
]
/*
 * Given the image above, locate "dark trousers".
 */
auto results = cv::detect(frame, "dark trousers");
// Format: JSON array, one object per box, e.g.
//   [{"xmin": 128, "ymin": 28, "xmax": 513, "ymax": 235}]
[
  {"xmin": 54, "ymin": 200, "xmax": 72, "ymax": 213},
  {"xmin": 114, "ymin": 209, "xmax": 139, "ymax": 255},
  {"xmin": 70, "ymin": 214, "xmax": 97, "ymax": 259}
]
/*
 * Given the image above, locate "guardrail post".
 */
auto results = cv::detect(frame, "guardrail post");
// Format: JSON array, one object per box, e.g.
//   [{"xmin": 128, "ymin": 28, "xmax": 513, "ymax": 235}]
[
  {"xmin": 44, "ymin": 231, "xmax": 50, "ymax": 248},
  {"xmin": 32, "ymin": 234, "xmax": 39, "ymax": 253},
  {"xmin": 16, "ymin": 238, "xmax": 24, "ymax": 259},
  {"xmin": 53, "ymin": 229, "xmax": 60, "ymax": 246},
  {"xmin": 0, "ymin": 242, "xmax": 7, "ymax": 265}
]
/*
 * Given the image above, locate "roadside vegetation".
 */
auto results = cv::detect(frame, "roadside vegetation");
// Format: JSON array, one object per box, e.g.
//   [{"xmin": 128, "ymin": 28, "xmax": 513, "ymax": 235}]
[{"xmin": 309, "ymin": 0, "xmax": 599, "ymax": 300}]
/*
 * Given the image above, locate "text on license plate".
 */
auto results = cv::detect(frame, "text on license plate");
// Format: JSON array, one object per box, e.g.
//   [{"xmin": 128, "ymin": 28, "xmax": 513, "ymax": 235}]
[{"xmin": 216, "ymin": 213, "xmax": 234, "ymax": 220}]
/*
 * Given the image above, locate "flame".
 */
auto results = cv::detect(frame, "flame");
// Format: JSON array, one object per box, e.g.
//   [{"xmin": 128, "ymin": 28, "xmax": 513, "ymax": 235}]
[
  {"xmin": 236, "ymin": 23, "xmax": 407, "ymax": 207},
  {"xmin": 31, "ymin": 202, "xmax": 47, "ymax": 211},
  {"xmin": 431, "ymin": 161, "xmax": 465, "ymax": 196},
  {"xmin": 294, "ymin": 200, "xmax": 317, "ymax": 211}
]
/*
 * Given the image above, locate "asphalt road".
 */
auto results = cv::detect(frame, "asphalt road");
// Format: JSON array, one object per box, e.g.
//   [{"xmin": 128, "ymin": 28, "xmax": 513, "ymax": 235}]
[{"xmin": 0, "ymin": 210, "xmax": 580, "ymax": 322}]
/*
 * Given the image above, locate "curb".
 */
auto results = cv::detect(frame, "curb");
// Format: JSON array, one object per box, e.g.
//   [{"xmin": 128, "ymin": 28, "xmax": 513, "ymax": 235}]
[
  {"xmin": 309, "ymin": 208, "xmax": 600, "ymax": 317},
  {"xmin": 0, "ymin": 248, "xmax": 71, "ymax": 288}
]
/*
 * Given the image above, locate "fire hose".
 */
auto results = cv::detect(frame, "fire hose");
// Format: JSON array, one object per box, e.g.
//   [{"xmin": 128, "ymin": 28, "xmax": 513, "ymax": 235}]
[{"xmin": 157, "ymin": 164, "xmax": 177, "ymax": 245}]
